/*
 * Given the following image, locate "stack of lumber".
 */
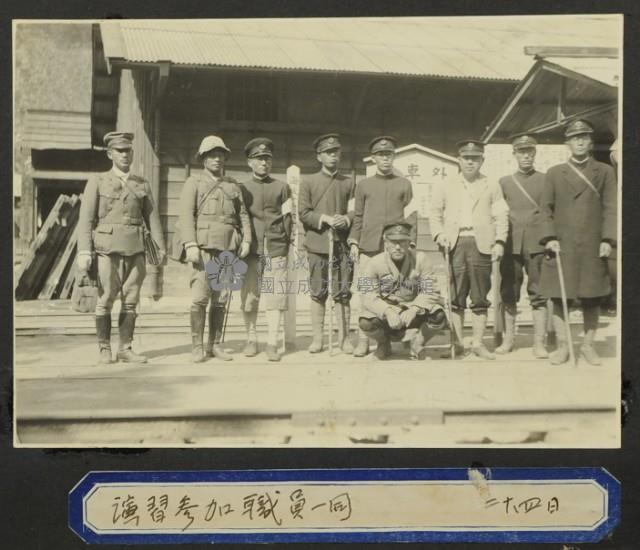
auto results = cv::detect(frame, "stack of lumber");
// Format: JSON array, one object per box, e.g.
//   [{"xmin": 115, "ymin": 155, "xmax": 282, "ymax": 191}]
[{"xmin": 15, "ymin": 194, "xmax": 80, "ymax": 301}]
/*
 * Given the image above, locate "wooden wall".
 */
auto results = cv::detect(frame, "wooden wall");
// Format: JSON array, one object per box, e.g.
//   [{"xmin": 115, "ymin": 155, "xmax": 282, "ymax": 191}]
[{"xmin": 155, "ymin": 68, "xmax": 515, "ymax": 246}]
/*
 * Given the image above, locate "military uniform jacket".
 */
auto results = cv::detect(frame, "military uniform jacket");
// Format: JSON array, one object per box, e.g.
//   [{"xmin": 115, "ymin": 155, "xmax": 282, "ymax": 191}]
[
  {"xmin": 78, "ymin": 170, "xmax": 165, "ymax": 257},
  {"xmin": 348, "ymin": 173, "xmax": 415, "ymax": 254},
  {"xmin": 179, "ymin": 170, "xmax": 251, "ymax": 252},
  {"xmin": 499, "ymin": 170, "xmax": 546, "ymax": 255},
  {"xmin": 539, "ymin": 158, "xmax": 617, "ymax": 300},
  {"xmin": 429, "ymin": 173, "xmax": 509, "ymax": 255},
  {"xmin": 240, "ymin": 175, "xmax": 293, "ymax": 257},
  {"xmin": 360, "ymin": 249, "xmax": 444, "ymax": 319},
  {"xmin": 298, "ymin": 170, "xmax": 355, "ymax": 254}
]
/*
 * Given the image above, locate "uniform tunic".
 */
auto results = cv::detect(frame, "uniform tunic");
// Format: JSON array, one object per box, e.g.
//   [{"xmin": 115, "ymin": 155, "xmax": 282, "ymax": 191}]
[
  {"xmin": 359, "ymin": 249, "xmax": 443, "ymax": 320},
  {"xmin": 539, "ymin": 157, "xmax": 617, "ymax": 300},
  {"xmin": 240, "ymin": 175, "xmax": 293, "ymax": 311},
  {"xmin": 178, "ymin": 170, "xmax": 252, "ymax": 307},
  {"xmin": 498, "ymin": 169, "xmax": 547, "ymax": 307},
  {"xmin": 348, "ymin": 173, "xmax": 415, "ymax": 255},
  {"xmin": 298, "ymin": 169, "xmax": 355, "ymax": 304},
  {"xmin": 77, "ymin": 169, "xmax": 165, "ymax": 314}
]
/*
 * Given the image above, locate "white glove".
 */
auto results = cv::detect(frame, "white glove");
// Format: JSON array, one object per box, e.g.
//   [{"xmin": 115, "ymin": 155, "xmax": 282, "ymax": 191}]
[
  {"xmin": 545, "ymin": 240, "xmax": 561, "ymax": 253},
  {"xmin": 76, "ymin": 253, "xmax": 92, "ymax": 271},
  {"xmin": 239, "ymin": 241, "xmax": 250, "ymax": 259},
  {"xmin": 491, "ymin": 243, "xmax": 504, "ymax": 262},
  {"xmin": 385, "ymin": 308, "xmax": 403, "ymax": 330},
  {"xmin": 599, "ymin": 242, "xmax": 612, "ymax": 258},
  {"xmin": 185, "ymin": 245, "xmax": 201, "ymax": 264}
]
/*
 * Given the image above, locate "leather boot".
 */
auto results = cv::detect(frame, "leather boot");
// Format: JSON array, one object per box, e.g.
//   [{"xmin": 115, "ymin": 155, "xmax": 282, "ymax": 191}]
[
  {"xmin": 471, "ymin": 311, "xmax": 495, "ymax": 360},
  {"xmin": 190, "ymin": 305, "xmax": 206, "ymax": 363},
  {"xmin": 308, "ymin": 301, "xmax": 325, "ymax": 353},
  {"xmin": 531, "ymin": 307, "xmax": 549, "ymax": 358},
  {"xmin": 580, "ymin": 305, "xmax": 602, "ymax": 365},
  {"xmin": 495, "ymin": 305, "xmax": 516, "ymax": 354},
  {"xmin": 95, "ymin": 314, "xmax": 113, "ymax": 364},
  {"xmin": 549, "ymin": 302, "xmax": 569, "ymax": 365},
  {"xmin": 337, "ymin": 304, "xmax": 354, "ymax": 354},
  {"xmin": 410, "ymin": 325, "xmax": 428, "ymax": 360},
  {"xmin": 117, "ymin": 312, "xmax": 148, "ymax": 363},
  {"xmin": 243, "ymin": 311, "xmax": 259, "ymax": 357},
  {"xmin": 208, "ymin": 306, "xmax": 233, "ymax": 361}
]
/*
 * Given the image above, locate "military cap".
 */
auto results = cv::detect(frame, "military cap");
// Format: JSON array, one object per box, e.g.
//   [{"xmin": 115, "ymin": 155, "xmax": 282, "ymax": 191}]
[
  {"xmin": 564, "ymin": 119, "xmax": 594, "ymax": 138},
  {"xmin": 245, "ymin": 137, "xmax": 274, "ymax": 158},
  {"xmin": 104, "ymin": 131, "xmax": 134, "ymax": 149},
  {"xmin": 510, "ymin": 133, "xmax": 537, "ymax": 150},
  {"xmin": 197, "ymin": 135, "xmax": 231, "ymax": 159},
  {"xmin": 369, "ymin": 135, "xmax": 397, "ymax": 154},
  {"xmin": 314, "ymin": 133, "xmax": 341, "ymax": 153},
  {"xmin": 383, "ymin": 221, "xmax": 412, "ymax": 241},
  {"xmin": 456, "ymin": 139, "xmax": 485, "ymax": 157}
]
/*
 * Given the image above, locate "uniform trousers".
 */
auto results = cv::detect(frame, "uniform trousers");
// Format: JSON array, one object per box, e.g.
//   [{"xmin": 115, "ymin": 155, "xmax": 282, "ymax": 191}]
[
  {"xmin": 190, "ymin": 249, "xmax": 231, "ymax": 308},
  {"xmin": 307, "ymin": 243, "xmax": 353, "ymax": 305},
  {"xmin": 241, "ymin": 253, "xmax": 289, "ymax": 312},
  {"xmin": 499, "ymin": 252, "xmax": 546, "ymax": 308},
  {"xmin": 359, "ymin": 308, "xmax": 446, "ymax": 341},
  {"xmin": 450, "ymin": 236, "xmax": 492, "ymax": 312},
  {"xmin": 96, "ymin": 252, "xmax": 146, "ymax": 315}
]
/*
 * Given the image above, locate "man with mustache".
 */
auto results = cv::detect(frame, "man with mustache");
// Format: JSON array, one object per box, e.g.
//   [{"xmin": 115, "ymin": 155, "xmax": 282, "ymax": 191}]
[{"xmin": 77, "ymin": 131, "xmax": 166, "ymax": 364}]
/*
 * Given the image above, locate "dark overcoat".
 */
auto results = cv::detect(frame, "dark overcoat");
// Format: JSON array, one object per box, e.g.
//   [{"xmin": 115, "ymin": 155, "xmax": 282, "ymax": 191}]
[{"xmin": 539, "ymin": 158, "xmax": 617, "ymax": 300}]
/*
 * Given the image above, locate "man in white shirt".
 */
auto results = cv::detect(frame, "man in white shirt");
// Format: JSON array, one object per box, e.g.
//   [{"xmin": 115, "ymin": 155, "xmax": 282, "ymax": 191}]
[{"xmin": 429, "ymin": 140, "xmax": 509, "ymax": 359}]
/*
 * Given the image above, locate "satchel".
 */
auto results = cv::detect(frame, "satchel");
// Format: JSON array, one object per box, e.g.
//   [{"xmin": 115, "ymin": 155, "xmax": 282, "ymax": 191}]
[{"xmin": 71, "ymin": 268, "xmax": 98, "ymax": 313}]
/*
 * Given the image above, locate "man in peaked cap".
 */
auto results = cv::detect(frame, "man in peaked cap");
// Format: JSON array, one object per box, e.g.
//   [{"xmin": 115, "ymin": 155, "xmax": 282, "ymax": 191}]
[
  {"xmin": 539, "ymin": 119, "xmax": 617, "ymax": 366},
  {"xmin": 495, "ymin": 133, "xmax": 550, "ymax": 358},
  {"xmin": 239, "ymin": 137, "xmax": 293, "ymax": 362},
  {"xmin": 77, "ymin": 131, "xmax": 166, "ymax": 364},
  {"xmin": 429, "ymin": 139, "xmax": 509, "ymax": 360},
  {"xmin": 358, "ymin": 221, "xmax": 446, "ymax": 360},
  {"xmin": 178, "ymin": 135, "xmax": 252, "ymax": 363},
  {"xmin": 298, "ymin": 133, "xmax": 356, "ymax": 354},
  {"xmin": 348, "ymin": 135, "xmax": 417, "ymax": 357}
]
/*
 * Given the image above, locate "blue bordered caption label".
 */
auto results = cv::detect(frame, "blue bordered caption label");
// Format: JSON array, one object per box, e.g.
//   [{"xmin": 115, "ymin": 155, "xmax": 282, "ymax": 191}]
[{"xmin": 69, "ymin": 468, "xmax": 620, "ymax": 544}]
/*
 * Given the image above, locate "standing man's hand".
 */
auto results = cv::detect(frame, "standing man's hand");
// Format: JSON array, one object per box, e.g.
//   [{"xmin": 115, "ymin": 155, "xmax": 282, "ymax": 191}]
[
  {"xmin": 491, "ymin": 242, "xmax": 504, "ymax": 262},
  {"xmin": 76, "ymin": 253, "xmax": 92, "ymax": 272},
  {"xmin": 332, "ymin": 215, "xmax": 349, "ymax": 229},
  {"xmin": 435, "ymin": 234, "xmax": 449, "ymax": 249},
  {"xmin": 185, "ymin": 245, "xmax": 201, "ymax": 264},
  {"xmin": 239, "ymin": 241, "xmax": 250, "ymax": 259},
  {"xmin": 349, "ymin": 243, "xmax": 360, "ymax": 263},
  {"xmin": 599, "ymin": 242, "xmax": 613, "ymax": 258},
  {"xmin": 545, "ymin": 239, "xmax": 561, "ymax": 254}
]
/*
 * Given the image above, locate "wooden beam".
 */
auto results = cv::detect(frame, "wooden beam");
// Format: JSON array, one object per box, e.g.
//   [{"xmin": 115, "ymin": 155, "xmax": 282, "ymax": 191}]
[
  {"xmin": 524, "ymin": 102, "xmax": 617, "ymax": 135},
  {"xmin": 525, "ymin": 46, "xmax": 618, "ymax": 59}
]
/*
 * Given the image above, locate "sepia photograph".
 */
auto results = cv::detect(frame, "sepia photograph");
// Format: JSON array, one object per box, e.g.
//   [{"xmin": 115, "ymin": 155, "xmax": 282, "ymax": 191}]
[{"xmin": 12, "ymin": 14, "xmax": 622, "ymax": 448}]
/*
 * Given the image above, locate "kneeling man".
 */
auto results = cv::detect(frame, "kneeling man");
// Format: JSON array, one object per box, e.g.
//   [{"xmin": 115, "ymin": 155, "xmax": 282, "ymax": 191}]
[{"xmin": 358, "ymin": 222, "xmax": 446, "ymax": 360}]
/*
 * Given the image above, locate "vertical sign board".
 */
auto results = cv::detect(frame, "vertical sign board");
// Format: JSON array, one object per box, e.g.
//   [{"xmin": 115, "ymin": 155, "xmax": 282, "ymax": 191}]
[{"xmin": 69, "ymin": 467, "xmax": 620, "ymax": 544}]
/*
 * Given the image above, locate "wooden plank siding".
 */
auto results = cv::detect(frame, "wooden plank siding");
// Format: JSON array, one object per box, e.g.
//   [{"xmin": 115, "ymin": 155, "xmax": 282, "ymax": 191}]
[{"xmin": 151, "ymin": 68, "xmax": 514, "ymax": 253}]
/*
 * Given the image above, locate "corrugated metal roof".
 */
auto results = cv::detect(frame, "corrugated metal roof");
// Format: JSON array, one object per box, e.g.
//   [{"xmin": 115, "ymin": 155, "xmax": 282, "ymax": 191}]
[
  {"xmin": 482, "ymin": 59, "xmax": 618, "ymax": 143},
  {"xmin": 100, "ymin": 15, "xmax": 620, "ymax": 81},
  {"xmin": 23, "ymin": 110, "xmax": 92, "ymax": 150}
]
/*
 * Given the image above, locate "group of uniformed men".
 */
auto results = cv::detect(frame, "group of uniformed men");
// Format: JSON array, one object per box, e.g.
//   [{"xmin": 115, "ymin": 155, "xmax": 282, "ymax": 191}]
[{"xmin": 78, "ymin": 119, "xmax": 616, "ymax": 366}]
